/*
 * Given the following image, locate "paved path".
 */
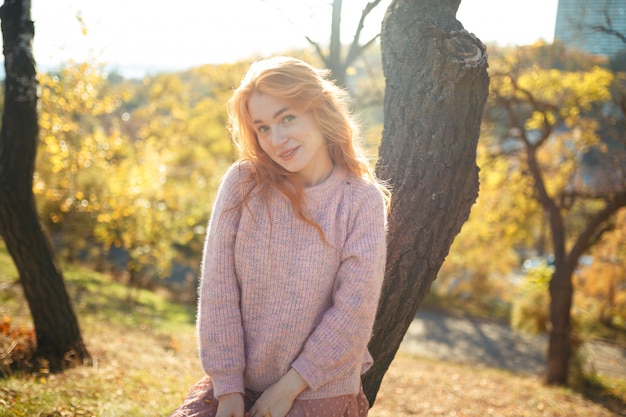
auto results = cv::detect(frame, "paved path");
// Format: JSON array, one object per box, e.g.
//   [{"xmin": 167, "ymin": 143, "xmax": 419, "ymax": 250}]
[{"xmin": 399, "ymin": 309, "xmax": 626, "ymax": 380}]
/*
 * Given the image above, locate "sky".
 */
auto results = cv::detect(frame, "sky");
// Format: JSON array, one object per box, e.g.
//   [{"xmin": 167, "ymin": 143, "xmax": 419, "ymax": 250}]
[{"xmin": 20, "ymin": 0, "xmax": 559, "ymax": 77}]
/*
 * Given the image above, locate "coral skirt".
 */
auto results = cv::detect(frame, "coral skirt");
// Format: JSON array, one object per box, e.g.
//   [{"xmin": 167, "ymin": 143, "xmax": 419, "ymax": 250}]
[{"xmin": 169, "ymin": 375, "xmax": 369, "ymax": 417}]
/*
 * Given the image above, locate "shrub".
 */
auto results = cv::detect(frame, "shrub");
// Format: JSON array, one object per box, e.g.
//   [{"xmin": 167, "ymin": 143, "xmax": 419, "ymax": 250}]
[
  {"xmin": 0, "ymin": 316, "xmax": 37, "ymax": 377},
  {"xmin": 511, "ymin": 264, "xmax": 551, "ymax": 335}
]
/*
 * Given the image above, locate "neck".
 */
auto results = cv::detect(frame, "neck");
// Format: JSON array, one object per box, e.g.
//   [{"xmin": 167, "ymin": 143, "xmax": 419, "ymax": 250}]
[{"xmin": 298, "ymin": 160, "xmax": 334, "ymax": 187}]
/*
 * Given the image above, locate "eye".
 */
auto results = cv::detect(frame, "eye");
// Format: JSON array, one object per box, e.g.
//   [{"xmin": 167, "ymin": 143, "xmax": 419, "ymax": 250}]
[
  {"xmin": 257, "ymin": 125, "xmax": 270, "ymax": 134},
  {"xmin": 282, "ymin": 114, "xmax": 295, "ymax": 124}
]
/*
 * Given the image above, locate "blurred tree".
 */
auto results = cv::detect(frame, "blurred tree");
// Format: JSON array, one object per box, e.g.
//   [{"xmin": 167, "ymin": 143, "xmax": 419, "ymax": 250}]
[
  {"xmin": 435, "ymin": 137, "xmax": 543, "ymax": 315},
  {"xmin": 100, "ymin": 66, "xmax": 241, "ymax": 285},
  {"xmin": 98, "ymin": 73, "xmax": 193, "ymax": 285},
  {"xmin": 0, "ymin": 0, "xmax": 91, "ymax": 370},
  {"xmin": 511, "ymin": 264, "xmax": 552, "ymax": 335},
  {"xmin": 571, "ymin": 0, "xmax": 626, "ymax": 51},
  {"xmin": 574, "ymin": 209, "xmax": 626, "ymax": 330},
  {"xmin": 362, "ymin": 0, "xmax": 489, "ymax": 403},
  {"xmin": 34, "ymin": 62, "xmax": 241, "ymax": 288},
  {"xmin": 35, "ymin": 63, "xmax": 124, "ymax": 263},
  {"xmin": 261, "ymin": 0, "xmax": 386, "ymax": 87},
  {"xmin": 306, "ymin": 0, "xmax": 384, "ymax": 86},
  {"xmin": 486, "ymin": 41, "xmax": 626, "ymax": 385}
]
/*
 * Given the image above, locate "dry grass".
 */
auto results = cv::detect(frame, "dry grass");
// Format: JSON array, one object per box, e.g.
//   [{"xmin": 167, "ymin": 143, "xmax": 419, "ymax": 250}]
[
  {"xmin": 2, "ymin": 312, "xmax": 624, "ymax": 417},
  {"xmin": 3, "ymin": 322, "xmax": 624, "ymax": 417},
  {"xmin": 2, "ymin": 325, "xmax": 624, "ymax": 416},
  {"xmin": 371, "ymin": 353, "xmax": 625, "ymax": 416},
  {"xmin": 1, "ymin": 246, "xmax": 624, "ymax": 416},
  {"xmin": 0, "ymin": 305, "xmax": 204, "ymax": 416}
]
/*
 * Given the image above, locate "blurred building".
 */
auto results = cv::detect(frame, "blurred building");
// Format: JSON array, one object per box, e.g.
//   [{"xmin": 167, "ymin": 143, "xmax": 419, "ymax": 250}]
[
  {"xmin": 554, "ymin": 1, "xmax": 626, "ymax": 195},
  {"xmin": 554, "ymin": 0, "xmax": 626, "ymax": 57}
]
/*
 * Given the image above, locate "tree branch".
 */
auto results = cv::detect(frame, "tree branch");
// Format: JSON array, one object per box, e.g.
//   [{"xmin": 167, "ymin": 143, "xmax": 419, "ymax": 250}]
[
  {"xmin": 590, "ymin": 24, "xmax": 626, "ymax": 44},
  {"xmin": 588, "ymin": 9, "xmax": 626, "ymax": 45},
  {"xmin": 568, "ymin": 191, "xmax": 626, "ymax": 265},
  {"xmin": 305, "ymin": 36, "xmax": 330, "ymax": 68},
  {"xmin": 345, "ymin": 0, "xmax": 383, "ymax": 67},
  {"xmin": 508, "ymin": 76, "xmax": 559, "ymax": 146},
  {"xmin": 526, "ymin": 141, "xmax": 568, "ymax": 264}
]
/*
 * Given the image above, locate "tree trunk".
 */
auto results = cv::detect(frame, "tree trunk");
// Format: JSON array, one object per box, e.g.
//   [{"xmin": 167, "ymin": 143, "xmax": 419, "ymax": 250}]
[
  {"xmin": 308, "ymin": 0, "xmax": 384, "ymax": 87},
  {"xmin": 362, "ymin": 0, "xmax": 489, "ymax": 404},
  {"xmin": 547, "ymin": 265, "xmax": 574, "ymax": 384},
  {"xmin": 329, "ymin": 0, "xmax": 344, "ymax": 85},
  {"xmin": 0, "ymin": 0, "xmax": 91, "ymax": 371}
]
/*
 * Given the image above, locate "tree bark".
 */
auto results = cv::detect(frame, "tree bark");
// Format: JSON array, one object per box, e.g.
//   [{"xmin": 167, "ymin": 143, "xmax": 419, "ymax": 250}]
[
  {"xmin": 0, "ymin": 0, "xmax": 91, "ymax": 371},
  {"xmin": 547, "ymin": 266, "xmax": 574, "ymax": 384},
  {"xmin": 545, "ymin": 195, "xmax": 626, "ymax": 384},
  {"xmin": 363, "ymin": 0, "xmax": 489, "ymax": 404}
]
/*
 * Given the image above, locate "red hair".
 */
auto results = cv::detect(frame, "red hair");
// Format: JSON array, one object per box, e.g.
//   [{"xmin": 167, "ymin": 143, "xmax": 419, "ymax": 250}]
[{"xmin": 227, "ymin": 56, "xmax": 388, "ymax": 234}]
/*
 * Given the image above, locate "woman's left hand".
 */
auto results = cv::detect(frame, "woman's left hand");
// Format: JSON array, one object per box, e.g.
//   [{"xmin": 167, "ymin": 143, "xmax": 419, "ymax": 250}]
[{"xmin": 249, "ymin": 368, "xmax": 308, "ymax": 417}]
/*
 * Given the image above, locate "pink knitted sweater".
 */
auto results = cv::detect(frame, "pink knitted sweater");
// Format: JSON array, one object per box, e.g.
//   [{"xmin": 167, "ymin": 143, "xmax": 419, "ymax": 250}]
[{"xmin": 197, "ymin": 162, "xmax": 386, "ymax": 400}]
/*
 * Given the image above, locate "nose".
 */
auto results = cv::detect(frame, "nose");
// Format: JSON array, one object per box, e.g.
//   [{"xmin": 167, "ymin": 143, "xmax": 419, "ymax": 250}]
[{"xmin": 270, "ymin": 127, "xmax": 288, "ymax": 146}]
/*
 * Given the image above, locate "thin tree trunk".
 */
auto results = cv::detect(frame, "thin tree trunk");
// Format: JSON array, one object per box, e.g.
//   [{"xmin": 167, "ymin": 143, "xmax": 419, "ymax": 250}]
[
  {"xmin": 329, "ymin": 0, "xmax": 344, "ymax": 84},
  {"xmin": 363, "ymin": 0, "xmax": 489, "ymax": 404},
  {"xmin": 547, "ymin": 266, "xmax": 573, "ymax": 384},
  {"xmin": 544, "ymin": 196, "xmax": 626, "ymax": 384},
  {"xmin": 0, "ymin": 0, "xmax": 91, "ymax": 371}
]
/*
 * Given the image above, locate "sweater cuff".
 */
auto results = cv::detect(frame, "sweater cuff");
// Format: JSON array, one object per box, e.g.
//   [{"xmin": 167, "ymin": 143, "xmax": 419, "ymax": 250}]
[
  {"xmin": 291, "ymin": 356, "xmax": 325, "ymax": 391},
  {"xmin": 211, "ymin": 371, "xmax": 245, "ymax": 398}
]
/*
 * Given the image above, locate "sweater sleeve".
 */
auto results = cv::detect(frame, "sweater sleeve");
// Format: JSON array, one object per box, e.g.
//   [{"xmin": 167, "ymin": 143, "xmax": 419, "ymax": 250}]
[
  {"xmin": 197, "ymin": 164, "xmax": 247, "ymax": 398},
  {"xmin": 291, "ymin": 182, "xmax": 387, "ymax": 391}
]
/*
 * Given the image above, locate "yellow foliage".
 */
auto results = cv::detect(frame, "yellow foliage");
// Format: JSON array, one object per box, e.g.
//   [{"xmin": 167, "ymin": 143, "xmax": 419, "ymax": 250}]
[
  {"xmin": 446, "ymin": 44, "xmax": 623, "ymax": 327},
  {"xmin": 511, "ymin": 265, "xmax": 551, "ymax": 335},
  {"xmin": 574, "ymin": 209, "xmax": 626, "ymax": 328},
  {"xmin": 33, "ymin": 59, "xmax": 246, "ymax": 278}
]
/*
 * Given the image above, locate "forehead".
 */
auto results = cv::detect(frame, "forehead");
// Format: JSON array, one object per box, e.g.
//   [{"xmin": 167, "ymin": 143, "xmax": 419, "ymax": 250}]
[{"xmin": 248, "ymin": 93, "xmax": 291, "ymax": 122}]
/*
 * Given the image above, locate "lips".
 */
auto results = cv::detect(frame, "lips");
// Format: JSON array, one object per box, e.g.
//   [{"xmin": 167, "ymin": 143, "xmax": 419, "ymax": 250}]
[{"xmin": 279, "ymin": 146, "xmax": 299, "ymax": 160}]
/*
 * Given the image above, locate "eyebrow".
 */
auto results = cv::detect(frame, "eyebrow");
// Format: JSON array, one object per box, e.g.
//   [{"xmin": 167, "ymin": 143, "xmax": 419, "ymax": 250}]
[{"xmin": 252, "ymin": 107, "xmax": 290, "ymax": 124}]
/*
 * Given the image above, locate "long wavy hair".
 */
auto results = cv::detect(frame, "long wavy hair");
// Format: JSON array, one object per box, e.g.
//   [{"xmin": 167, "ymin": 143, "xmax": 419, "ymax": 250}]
[{"xmin": 227, "ymin": 56, "xmax": 389, "ymax": 236}]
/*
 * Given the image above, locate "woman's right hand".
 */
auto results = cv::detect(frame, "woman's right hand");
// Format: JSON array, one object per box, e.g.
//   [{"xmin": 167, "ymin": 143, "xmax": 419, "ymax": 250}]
[{"xmin": 216, "ymin": 392, "xmax": 246, "ymax": 417}]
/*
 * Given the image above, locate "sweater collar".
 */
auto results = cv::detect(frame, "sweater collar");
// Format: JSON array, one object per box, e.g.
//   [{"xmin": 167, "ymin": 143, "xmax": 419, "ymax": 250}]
[{"xmin": 304, "ymin": 164, "xmax": 347, "ymax": 199}]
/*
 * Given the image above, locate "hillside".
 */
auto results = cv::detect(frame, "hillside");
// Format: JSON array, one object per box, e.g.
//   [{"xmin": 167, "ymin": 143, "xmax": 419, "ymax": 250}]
[{"xmin": 0, "ymin": 244, "xmax": 624, "ymax": 416}]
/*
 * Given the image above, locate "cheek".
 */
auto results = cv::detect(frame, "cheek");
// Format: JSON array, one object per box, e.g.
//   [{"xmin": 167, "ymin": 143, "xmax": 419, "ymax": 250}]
[
  {"xmin": 256, "ymin": 136, "xmax": 272, "ymax": 157},
  {"xmin": 305, "ymin": 118, "xmax": 325, "ymax": 140},
  {"xmin": 253, "ymin": 133, "xmax": 264, "ymax": 149}
]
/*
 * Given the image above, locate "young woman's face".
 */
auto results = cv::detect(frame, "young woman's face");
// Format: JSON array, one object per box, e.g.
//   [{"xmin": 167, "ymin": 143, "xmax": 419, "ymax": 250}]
[{"xmin": 248, "ymin": 92, "xmax": 333, "ymax": 187}]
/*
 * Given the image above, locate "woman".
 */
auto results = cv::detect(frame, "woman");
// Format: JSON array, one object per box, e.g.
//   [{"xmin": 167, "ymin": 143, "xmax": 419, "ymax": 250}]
[{"xmin": 170, "ymin": 56, "xmax": 389, "ymax": 417}]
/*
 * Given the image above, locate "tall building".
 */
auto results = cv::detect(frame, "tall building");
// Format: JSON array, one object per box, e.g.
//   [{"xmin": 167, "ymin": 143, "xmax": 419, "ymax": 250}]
[{"xmin": 554, "ymin": 0, "xmax": 626, "ymax": 57}]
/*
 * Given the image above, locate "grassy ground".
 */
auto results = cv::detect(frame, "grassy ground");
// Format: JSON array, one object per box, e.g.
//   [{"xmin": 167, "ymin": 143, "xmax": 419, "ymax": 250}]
[{"xmin": 1, "ymin": 244, "xmax": 625, "ymax": 416}]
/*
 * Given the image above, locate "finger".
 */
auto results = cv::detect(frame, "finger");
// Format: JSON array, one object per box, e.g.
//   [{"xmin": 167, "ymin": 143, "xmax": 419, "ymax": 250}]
[{"xmin": 250, "ymin": 408, "xmax": 267, "ymax": 417}]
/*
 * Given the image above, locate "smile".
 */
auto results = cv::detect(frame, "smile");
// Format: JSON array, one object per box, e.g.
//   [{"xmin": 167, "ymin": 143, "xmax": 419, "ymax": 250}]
[{"xmin": 279, "ymin": 146, "xmax": 299, "ymax": 160}]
